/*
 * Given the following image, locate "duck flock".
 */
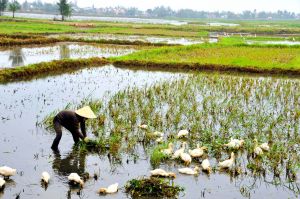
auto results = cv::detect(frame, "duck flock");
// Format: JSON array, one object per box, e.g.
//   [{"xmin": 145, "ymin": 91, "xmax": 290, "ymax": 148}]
[
  {"xmin": 0, "ymin": 127, "xmax": 270, "ymax": 196},
  {"xmin": 144, "ymin": 127, "xmax": 270, "ymax": 178},
  {"xmin": 0, "ymin": 165, "xmax": 119, "ymax": 195}
]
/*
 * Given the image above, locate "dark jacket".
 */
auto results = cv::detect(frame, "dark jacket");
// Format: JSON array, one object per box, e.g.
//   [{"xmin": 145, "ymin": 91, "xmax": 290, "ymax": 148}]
[{"xmin": 54, "ymin": 110, "xmax": 86, "ymax": 138}]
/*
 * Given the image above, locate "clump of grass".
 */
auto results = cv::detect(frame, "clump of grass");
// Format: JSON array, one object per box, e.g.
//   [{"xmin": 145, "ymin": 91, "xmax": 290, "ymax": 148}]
[
  {"xmin": 150, "ymin": 143, "xmax": 169, "ymax": 167},
  {"xmin": 125, "ymin": 177, "xmax": 184, "ymax": 198},
  {"xmin": 78, "ymin": 139, "xmax": 108, "ymax": 153}
]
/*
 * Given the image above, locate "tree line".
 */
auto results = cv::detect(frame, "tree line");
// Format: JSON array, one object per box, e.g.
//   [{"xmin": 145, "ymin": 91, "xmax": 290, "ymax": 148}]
[
  {"xmin": 0, "ymin": 0, "xmax": 71, "ymax": 20},
  {"xmin": 0, "ymin": 0, "xmax": 299, "ymax": 20}
]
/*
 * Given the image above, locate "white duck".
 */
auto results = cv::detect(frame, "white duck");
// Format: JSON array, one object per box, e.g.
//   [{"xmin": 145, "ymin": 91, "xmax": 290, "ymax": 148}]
[
  {"xmin": 150, "ymin": 169, "xmax": 176, "ymax": 178},
  {"xmin": 177, "ymin": 130, "xmax": 189, "ymax": 138},
  {"xmin": 0, "ymin": 166, "xmax": 16, "ymax": 179},
  {"xmin": 161, "ymin": 143, "xmax": 174, "ymax": 156},
  {"xmin": 201, "ymin": 159, "xmax": 212, "ymax": 173},
  {"xmin": 180, "ymin": 152, "xmax": 192, "ymax": 166},
  {"xmin": 68, "ymin": 173, "xmax": 84, "ymax": 187},
  {"xmin": 155, "ymin": 137, "xmax": 163, "ymax": 143},
  {"xmin": 218, "ymin": 152, "xmax": 235, "ymax": 169},
  {"xmin": 254, "ymin": 139, "xmax": 263, "ymax": 156},
  {"xmin": 0, "ymin": 177, "xmax": 5, "ymax": 189},
  {"xmin": 172, "ymin": 142, "xmax": 187, "ymax": 159},
  {"xmin": 153, "ymin": 131, "xmax": 164, "ymax": 137},
  {"xmin": 260, "ymin": 143, "xmax": 270, "ymax": 151},
  {"xmin": 41, "ymin": 172, "xmax": 50, "ymax": 184},
  {"xmin": 189, "ymin": 144, "xmax": 208, "ymax": 158},
  {"xmin": 138, "ymin": 124, "xmax": 148, "ymax": 129},
  {"xmin": 178, "ymin": 166, "xmax": 200, "ymax": 175},
  {"xmin": 224, "ymin": 138, "xmax": 244, "ymax": 149},
  {"xmin": 98, "ymin": 183, "xmax": 118, "ymax": 194},
  {"xmin": 254, "ymin": 146, "xmax": 263, "ymax": 156}
]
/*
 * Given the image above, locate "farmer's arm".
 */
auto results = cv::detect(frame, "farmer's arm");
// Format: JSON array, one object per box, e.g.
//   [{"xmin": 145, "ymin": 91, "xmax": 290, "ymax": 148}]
[{"xmin": 80, "ymin": 120, "xmax": 87, "ymax": 138}]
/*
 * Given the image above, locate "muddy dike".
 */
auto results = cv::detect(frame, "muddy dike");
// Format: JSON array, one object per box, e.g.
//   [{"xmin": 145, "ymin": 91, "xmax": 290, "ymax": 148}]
[
  {"xmin": 112, "ymin": 60, "xmax": 300, "ymax": 76},
  {"xmin": 0, "ymin": 34, "xmax": 178, "ymax": 47},
  {"xmin": 0, "ymin": 57, "xmax": 109, "ymax": 83},
  {"xmin": 0, "ymin": 35, "xmax": 60, "ymax": 46},
  {"xmin": 1, "ymin": 57, "xmax": 300, "ymax": 84},
  {"xmin": 64, "ymin": 37, "xmax": 179, "ymax": 47}
]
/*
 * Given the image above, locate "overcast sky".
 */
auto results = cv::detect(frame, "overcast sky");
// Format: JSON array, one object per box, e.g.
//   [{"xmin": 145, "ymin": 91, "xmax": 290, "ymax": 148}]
[{"xmin": 20, "ymin": 0, "xmax": 300, "ymax": 13}]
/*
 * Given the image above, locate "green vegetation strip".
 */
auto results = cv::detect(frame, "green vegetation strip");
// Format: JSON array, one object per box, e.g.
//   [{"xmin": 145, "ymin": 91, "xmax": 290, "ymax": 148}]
[
  {"xmin": 112, "ymin": 44, "xmax": 300, "ymax": 75},
  {"xmin": 1, "ymin": 18, "xmax": 300, "ymax": 36},
  {"xmin": 0, "ymin": 57, "xmax": 109, "ymax": 83}
]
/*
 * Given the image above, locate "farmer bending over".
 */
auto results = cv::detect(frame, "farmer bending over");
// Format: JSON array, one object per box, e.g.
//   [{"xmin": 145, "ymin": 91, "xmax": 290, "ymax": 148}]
[{"xmin": 51, "ymin": 106, "xmax": 96, "ymax": 151}]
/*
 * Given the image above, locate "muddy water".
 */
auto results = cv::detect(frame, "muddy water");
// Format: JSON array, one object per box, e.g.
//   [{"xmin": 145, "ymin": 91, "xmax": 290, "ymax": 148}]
[
  {"xmin": 49, "ymin": 34, "xmax": 204, "ymax": 45},
  {"xmin": 0, "ymin": 43, "xmax": 137, "ymax": 68},
  {"xmin": 0, "ymin": 65, "xmax": 299, "ymax": 198}
]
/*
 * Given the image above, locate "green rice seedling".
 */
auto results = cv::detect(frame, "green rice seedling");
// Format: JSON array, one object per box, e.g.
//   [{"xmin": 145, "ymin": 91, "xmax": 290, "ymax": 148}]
[{"xmin": 150, "ymin": 143, "xmax": 169, "ymax": 167}]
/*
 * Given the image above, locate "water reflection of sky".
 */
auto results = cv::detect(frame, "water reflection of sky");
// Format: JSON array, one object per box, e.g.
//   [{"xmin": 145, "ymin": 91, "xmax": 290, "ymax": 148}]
[
  {"xmin": 3, "ymin": 12, "xmax": 187, "ymax": 25},
  {"xmin": 0, "ymin": 43, "xmax": 137, "ymax": 68},
  {"xmin": 49, "ymin": 33, "xmax": 205, "ymax": 45}
]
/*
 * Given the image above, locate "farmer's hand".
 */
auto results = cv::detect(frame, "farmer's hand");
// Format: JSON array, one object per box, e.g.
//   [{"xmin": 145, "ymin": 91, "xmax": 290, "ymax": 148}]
[{"xmin": 84, "ymin": 137, "xmax": 90, "ymax": 143}]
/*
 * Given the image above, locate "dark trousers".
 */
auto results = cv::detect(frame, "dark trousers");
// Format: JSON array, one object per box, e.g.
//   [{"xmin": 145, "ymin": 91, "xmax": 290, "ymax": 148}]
[{"xmin": 51, "ymin": 119, "xmax": 80, "ymax": 150}]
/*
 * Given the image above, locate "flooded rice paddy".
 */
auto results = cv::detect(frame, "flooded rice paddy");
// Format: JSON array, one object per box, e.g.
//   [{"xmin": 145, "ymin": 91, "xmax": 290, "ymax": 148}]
[
  {"xmin": 49, "ymin": 33, "xmax": 205, "ymax": 45},
  {"xmin": 1, "ymin": 61, "xmax": 299, "ymax": 198},
  {"xmin": 0, "ymin": 43, "xmax": 137, "ymax": 68},
  {"xmin": 0, "ymin": 65, "xmax": 186, "ymax": 198},
  {"xmin": 2, "ymin": 12, "xmax": 187, "ymax": 26},
  {"xmin": 0, "ymin": 66, "xmax": 300, "ymax": 198}
]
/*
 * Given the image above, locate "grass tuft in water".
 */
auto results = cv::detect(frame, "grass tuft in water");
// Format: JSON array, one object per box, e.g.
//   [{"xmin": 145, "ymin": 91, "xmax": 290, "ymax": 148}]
[{"xmin": 125, "ymin": 177, "xmax": 184, "ymax": 198}]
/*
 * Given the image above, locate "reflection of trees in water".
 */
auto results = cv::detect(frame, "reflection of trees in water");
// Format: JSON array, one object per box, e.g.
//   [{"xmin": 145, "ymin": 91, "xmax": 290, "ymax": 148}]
[
  {"xmin": 59, "ymin": 44, "xmax": 70, "ymax": 59},
  {"xmin": 52, "ymin": 147, "xmax": 87, "ymax": 176},
  {"xmin": 9, "ymin": 48, "xmax": 25, "ymax": 67}
]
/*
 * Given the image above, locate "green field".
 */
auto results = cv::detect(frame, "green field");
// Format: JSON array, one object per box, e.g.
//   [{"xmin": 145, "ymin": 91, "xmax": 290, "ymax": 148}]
[
  {"xmin": 0, "ymin": 16, "xmax": 300, "ymax": 78},
  {"xmin": 1, "ymin": 16, "xmax": 300, "ymax": 36},
  {"xmin": 112, "ymin": 44, "xmax": 300, "ymax": 72}
]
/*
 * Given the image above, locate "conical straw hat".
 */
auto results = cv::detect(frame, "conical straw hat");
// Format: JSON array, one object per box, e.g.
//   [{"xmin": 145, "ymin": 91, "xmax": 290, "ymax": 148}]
[{"xmin": 75, "ymin": 106, "xmax": 97, "ymax": 119}]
